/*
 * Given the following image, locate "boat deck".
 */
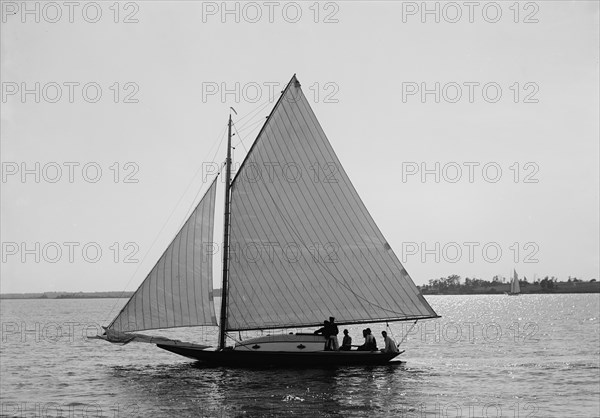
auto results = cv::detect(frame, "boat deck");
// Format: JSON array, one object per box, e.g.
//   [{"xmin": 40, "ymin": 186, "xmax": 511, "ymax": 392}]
[{"xmin": 157, "ymin": 343, "xmax": 401, "ymax": 366}]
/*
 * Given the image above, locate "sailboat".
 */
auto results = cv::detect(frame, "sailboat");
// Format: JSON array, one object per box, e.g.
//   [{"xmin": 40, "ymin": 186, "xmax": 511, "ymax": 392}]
[
  {"xmin": 508, "ymin": 269, "xmax": 521, "ymax": 296},
  {"xmin": 96, "ymin": 75, "xmax": 439, "ymax": 366}
]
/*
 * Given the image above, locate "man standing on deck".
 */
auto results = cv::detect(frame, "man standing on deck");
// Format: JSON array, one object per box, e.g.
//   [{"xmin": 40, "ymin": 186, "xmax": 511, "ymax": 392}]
[
  {"xmin": 328, "ymin": 317, "xmax": 339, "ymax": 351},
  {"xmin": 314, "ymin": 320, "xmax": 332, "ymax": 350}
]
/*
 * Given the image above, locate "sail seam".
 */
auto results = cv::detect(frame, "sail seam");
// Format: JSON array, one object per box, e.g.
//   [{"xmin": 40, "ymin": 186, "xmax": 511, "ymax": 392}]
[
  {"xmin": 231, "ymin": 113, "xmax": 332, "ymax": 325},
  {"xmin": 294, "ymin": 96, "xmax": 411, "ymax": 314},
  {"xmin": 277, "ymin": 92, "xmax": 409, "ymax": 317},
  {"xmin": 276, "ymin": 98, "xmax": 376, "ymax": 315},
  {"xmin": 298, "ymin": 96, "xmax": 437, "ymax": 317},
  {"xmin": 232, "ymin": 158, "xmax": 300, "ymax": 325},
  {"xmin": 190, "ymin": 200, "xmax": 198, "ymax": 325},
  {"xmin": 297, "ymin": 93, "xmax": 431, "ymax": 316},
  {"xmin": 268, "ymin": 106, "xmax": 359, "ymax": 316}
]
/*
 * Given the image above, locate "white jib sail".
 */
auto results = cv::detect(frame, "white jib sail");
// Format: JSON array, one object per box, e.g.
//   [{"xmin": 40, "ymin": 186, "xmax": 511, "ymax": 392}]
[
  {"xmin": 225, "ymin": 76, "xmax": 438, "ymax": 331},
  {"xmin": 109, "ymin": 177, "xmax": 218, "ymax": 332}
]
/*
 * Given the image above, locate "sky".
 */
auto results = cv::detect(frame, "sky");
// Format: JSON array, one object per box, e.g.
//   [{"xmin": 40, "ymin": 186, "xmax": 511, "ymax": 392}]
[{"xmin": 1, "ymin": 1, "xmax": 599, "ymax": 293}]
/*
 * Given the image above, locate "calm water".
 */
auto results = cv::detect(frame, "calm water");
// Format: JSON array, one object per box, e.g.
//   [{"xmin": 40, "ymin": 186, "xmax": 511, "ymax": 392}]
[{"xmin": 1, "ymin": 295, "xmax": 598, "ymax": 417}]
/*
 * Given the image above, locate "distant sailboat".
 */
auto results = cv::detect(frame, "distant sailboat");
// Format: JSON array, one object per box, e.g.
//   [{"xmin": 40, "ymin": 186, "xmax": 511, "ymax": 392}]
[
  {"xmin": 508, "ymin": 269, "xmax": 521, "ymax": 296},
  {"xmin": 96, "ymin": 75, "xmax": 439, "ymax": 366}
]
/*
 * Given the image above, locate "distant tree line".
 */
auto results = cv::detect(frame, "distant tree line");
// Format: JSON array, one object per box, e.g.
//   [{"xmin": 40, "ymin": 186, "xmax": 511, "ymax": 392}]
[
  {"xmin": 0, "ymin": 291, "xmax": 134, "ymax": 299},
  {"xmin": 419, "ymin": 275, "xmax": 598, "ymax": 295}
]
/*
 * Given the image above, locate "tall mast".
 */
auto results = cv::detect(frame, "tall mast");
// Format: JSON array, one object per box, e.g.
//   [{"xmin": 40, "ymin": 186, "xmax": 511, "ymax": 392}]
[{"xmin": 219, "ymin": 113, "xmax": 233, "ymax": 350}]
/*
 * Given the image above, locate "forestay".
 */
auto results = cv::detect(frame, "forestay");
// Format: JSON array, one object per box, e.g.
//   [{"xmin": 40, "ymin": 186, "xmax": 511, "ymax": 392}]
[
  {"xmin": 109, "ymin": 178, "xmax": 218, "ymax": 332},
  {"xmin": 225, "ymin": 76, "xmax": 438, "ymax": 331}
]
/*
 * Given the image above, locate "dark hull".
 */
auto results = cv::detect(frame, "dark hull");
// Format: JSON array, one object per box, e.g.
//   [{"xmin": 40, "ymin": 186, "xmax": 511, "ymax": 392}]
[{"xmin": 157, "ymin": 344, "xmax": 400, "ymax": 366}]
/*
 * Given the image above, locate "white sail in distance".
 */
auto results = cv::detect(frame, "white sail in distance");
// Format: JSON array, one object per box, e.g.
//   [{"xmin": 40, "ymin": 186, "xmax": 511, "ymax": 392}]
[
  {"xmin": 511, "ymin": 270, "xmax": 521, "ymax": 294},
  {"xmin": 224, "ymin": 75, "xmax": 438, "ymax": 331},
  {"xmin": 109, "ymin": 178, "xmax": 218, "ymax": 332}
]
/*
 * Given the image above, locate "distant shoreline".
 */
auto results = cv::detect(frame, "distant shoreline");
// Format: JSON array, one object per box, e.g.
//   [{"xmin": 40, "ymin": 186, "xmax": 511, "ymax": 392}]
[
  {"xmin": 419, "ymin": 281, "xmax": 599, "ymax": 295},
  {"xmin": 1, "ymin": 285, "xmax": 598, "ymax": 300},
  {"xmin": 0, "ymin": 289, "xmax": 224, "ymax": 300},
  {"xmin": 422, "ymin": 290, "xmax": 600, "ymax": 295},
  {"xmin": 0, "ymin": 291, "xmax": 134, "ymax": 300}
]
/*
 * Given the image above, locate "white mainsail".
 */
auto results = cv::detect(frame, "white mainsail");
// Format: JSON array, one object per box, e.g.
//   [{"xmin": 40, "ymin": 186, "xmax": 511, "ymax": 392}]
[
  {"xmin": 109, "ymin": 178, "xmax": 218, "ymax": 332},
  {"xmin": 224, "ymin": 76, "xmax": 438, "ymax": 331},
  {"xmin": 511, "ymin": 269, "xmax": 521, "ymax": 294}
]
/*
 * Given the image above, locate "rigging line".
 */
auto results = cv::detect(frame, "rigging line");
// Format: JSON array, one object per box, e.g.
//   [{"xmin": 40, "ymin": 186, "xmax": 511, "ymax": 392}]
[
  {"xmin": 177, "ymin": 129, "xmax": 229, "ymax": 231},
  {"xmin": 103, "ymin": 124, "xmax": 228, "ymax": 324},
  {"xmin": 235, "ymin": 117, "xmax": 267, "ymax": 135},
  {"xmin": 258, "ymin": 180, "xmax": 410, "ymax": 318},
  {"xmin": 232, "ymin": 123, "xmax": 249, "ymax": 154},
  {"xmin": 234, "ymin": 100, "xmax": 268, "ymax": 124},
  {"xmin": 235, "ymin": 119, "xmax": 268, "ymax": 145},
  {"xmin": 397, "ymin": 320, "xmax": 418, "ymax": 347},
  {"xmin": 231, "ymin": 121, "xmax": 264, "ymax": 187},
  {"xmin": 236, "ymin": 119, "xmax": 268, "ymax": 145},
  {"xmin": 235, "ymin": 98, "xmax": 274, "ymax": 126},
  {"xmin": 232, "ymin": 103, "xmax": 273, "ymax": 138},
  {"xmin": 386, "ymin": 322, "xmax": 397, "ymax": 346},
  {"xmin": 225, "ymin": 332, "xmax": 244, "ymax": 346}
]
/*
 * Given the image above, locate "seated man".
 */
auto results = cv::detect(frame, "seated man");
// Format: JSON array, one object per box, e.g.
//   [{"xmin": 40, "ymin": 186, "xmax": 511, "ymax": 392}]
[
  {"xmin": 365, "ymin": 328, "xmax": 378, "ymax": 351},
  {"xmin": 380, "ymin": 330, "xmax": 399, "ymax": 353},
  {"xmin": 340, "ymin": 329, "xmax": 352, "ymax": 351},
  {"xmin": 357, "ymin": 329, "xmax": 370, "ymax": 351}
]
